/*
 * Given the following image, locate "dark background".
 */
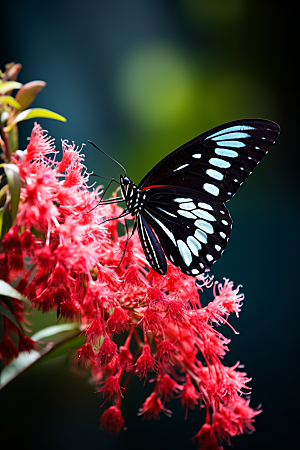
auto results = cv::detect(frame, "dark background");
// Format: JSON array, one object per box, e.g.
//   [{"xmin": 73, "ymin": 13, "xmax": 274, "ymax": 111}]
[{"xmin": 0, "ymin": 1, "xmax": 298, "ymax": 449}]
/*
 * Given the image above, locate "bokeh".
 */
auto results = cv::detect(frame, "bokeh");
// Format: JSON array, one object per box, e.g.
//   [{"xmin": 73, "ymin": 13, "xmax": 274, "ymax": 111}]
[{"xmin": 0, "ymin": 1, "xmax": 298, "ymax": 449}]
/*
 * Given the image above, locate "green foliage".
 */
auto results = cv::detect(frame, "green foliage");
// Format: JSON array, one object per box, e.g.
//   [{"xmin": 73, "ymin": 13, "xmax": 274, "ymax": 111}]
[
  {"xmin": 0, "ymin": 323, "xmax": 82, "ymax": 389},
  {"xmin": 0, "ymin": 62, "xmax": 67, "ymax": 242}
]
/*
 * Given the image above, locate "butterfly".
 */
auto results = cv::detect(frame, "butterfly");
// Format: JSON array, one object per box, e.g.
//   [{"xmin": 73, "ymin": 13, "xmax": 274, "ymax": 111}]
[{"xmin": 89, "ymin": 118, "xmax": 280, "ymax": 277}]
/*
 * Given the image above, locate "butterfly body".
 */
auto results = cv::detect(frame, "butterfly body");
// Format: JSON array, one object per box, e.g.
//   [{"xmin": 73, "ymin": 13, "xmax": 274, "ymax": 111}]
[{"xmin": 114, "ymin": 119, "xmax": 280, "ymax": 276}]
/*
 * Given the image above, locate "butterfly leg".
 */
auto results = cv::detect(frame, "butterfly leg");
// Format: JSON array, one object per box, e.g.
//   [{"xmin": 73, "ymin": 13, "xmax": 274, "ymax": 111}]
[
  {"xmin": 114, "ymin": 220, "xmax": 137, "ymax": 270},
  {"xmin": 99, "ymin": 209, "xmax": 130, "ymax": 225},
  {"xmin": 85, "ymin": 178, "xmax": 122, "ymax": 214}
]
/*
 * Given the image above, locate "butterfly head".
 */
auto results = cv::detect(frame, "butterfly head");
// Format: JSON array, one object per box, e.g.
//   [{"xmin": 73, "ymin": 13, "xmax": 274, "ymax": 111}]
[{"xmin": 120, "ymin": 175, "xmax": 131, "ymax": 198}]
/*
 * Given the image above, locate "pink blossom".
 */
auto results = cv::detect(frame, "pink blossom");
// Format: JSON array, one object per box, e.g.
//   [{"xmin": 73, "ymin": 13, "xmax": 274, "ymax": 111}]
[
  {"xmin": 135, "ymin": 344, "xmax": 157, "ymax": 381},
  {"xmin": 99, "ymin": 405, "xmax": 125, "ymax": 436},
  {"xmin": 138, "ymin": 391, "xmax": 172, "ymax": 420}
]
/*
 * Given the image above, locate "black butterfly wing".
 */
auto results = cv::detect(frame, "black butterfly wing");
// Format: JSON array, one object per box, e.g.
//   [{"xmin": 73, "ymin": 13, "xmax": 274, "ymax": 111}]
[
  {"xmin": 138, "ymin": 119, "xmax": 280, "ymax": 203},
  {"xmin": 136, "ymin": 212, "xmax": 167, "ymax": 275},
  {"xmin": 139, "ymin": 186, "xmax": 232, "ymax": 276}
]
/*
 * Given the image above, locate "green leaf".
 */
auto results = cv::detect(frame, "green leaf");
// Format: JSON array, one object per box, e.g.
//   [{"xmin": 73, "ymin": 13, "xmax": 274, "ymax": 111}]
[
  {"xmin": 0, "ymin": 327, "xmax": 83, "ymax": 389},
  {"xmin": 0, "ymin": 96, "xmax": 21, "ymax": 109},
  {"xmin": 14, "ymin": 80, "xmax": 46, "ymax": 113},
  {"xmin": 0, "ymin": 200, "xmax": 11, "ymax": 240},
  {"xmin": 0, "ymin": 81, "xmax": 22, "ymax": 95},
  {"xmin": 0, "ymin": 302, "xmax": 24, "ymax": 333},
  {"xmin": 3, "ymin": 164, "xmax": 20, "ymax": 224},
  {"xmin": 0, "ymin": 185, "xmax": 9, "ymax": 239},
  {"xmin": 0, "ymin": 280, "xmax": 31, "ymax": 306},
  {"xmin": 0, "ymin": 348, "xmax": 45, "ymax": 389},
  {"xmin": 7, "ymin": 123, "xmax": 19, "ymax": 153},
  {"xmin": 0, "ymin": 183, "xmax": 9, "ymax": 206},
  {"xmin": 4, "ymin": 108, "xmax": 67, "ymax": 132},
  {"xmin": 31, "ymin": 323, "xmax": 80, "ymax": 341}
]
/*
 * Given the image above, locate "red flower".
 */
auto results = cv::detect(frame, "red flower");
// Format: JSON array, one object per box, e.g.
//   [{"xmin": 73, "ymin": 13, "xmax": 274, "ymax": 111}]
[
  {"xmin": 212, "ymin": 397, "xmax": 261, "ymax": 442},
  {"xmin": 59, "ymin": 299, "xmax": 80, "ymax": 320},
  {"xmin": 107, "ymin": 307, "xmax": 130, "ymax": 334},
  {"xmin": 85, "ymin": 314, "xmax": 103, "ymax": 345},
  {"xmin": 138, "ymin": 391, "xmax": 172, "ymax": 420},
  {"xmin": 139, "ymin": 308, "xmax": 166, "ymax": 336},
  {"xmin": 193, "ymin": 423, "xmax": 221, "ymax": 450},
  {"xmin": 97, "ymin": 336, "xmax": 118, "ymax": 367},
  {"xmin": 97, "ymin": 372, "xmax": 124, "ymax": 403},
  {"xmin": 116, "ymin": 346, "xmax": 133, "ymax": 372},
  {"xmin": 155, "ymin": 340, "xmax": 178, "ymax": 365},
  {"xmin": 158, "ymin": 372, "xmax": 182, "ymax": 403},
  {"xmin": 74, "ymin": 342, "xmax": 95, "ymax": 368},
  {"xmin": 0, "ymin": 333, "xmax": 19, "ymax": 365},
  {"xmin": 180, "ymin": 374, "xmax": 199, "ymax": 418},
  {"xmin": 18, "ymin": 333, "xmax": 36, "ymax": 353},
  {"xmin": 99, "ymin": 405, "xmax": 125, "ymax": 436},
  {"xmin": 135, "ymin": 344, "xmax": 157, "ymax": 381}
]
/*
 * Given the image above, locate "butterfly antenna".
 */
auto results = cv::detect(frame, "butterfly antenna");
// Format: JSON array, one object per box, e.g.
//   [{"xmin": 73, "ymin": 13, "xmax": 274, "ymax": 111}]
[
  {"xmin": 91, "ymin": 172, "xmax": 121, "ymax": 184},
  {"xmin": 88, "ymin": 140, "xmax": 127, "ymax": 176}
]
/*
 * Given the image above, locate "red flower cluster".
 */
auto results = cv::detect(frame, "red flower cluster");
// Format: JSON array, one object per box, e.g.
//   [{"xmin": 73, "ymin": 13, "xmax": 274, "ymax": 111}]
[{"xmin": 0, "ymin": 124, "xmax": 261, "ymax": 449}]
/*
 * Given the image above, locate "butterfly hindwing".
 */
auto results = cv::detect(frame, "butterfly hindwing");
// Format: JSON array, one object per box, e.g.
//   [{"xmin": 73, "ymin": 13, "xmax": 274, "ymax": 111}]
[
  {"xmin": 136, "ymin": 212, "xmax": 167, "ymax": 275},
  {"xmin": 139, "ymin": 119, "xmax": 280, "ymax": 203},
  {"xmin": 140, "ymin": 186, "xmax": 232, "ymax": 276}
]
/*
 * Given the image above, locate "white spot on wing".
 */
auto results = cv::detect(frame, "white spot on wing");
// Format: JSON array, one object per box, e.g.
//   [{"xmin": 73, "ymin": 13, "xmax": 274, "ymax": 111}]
[
  {"xmin": 187, "ymin": 236, "xmax": 202, "ymax": 256},
  {"xmin": 174, "ymin": 197, "xmax": 193, "ymax": 203},
  {"xmin": 177, "ymin": 240, "xmax": 192, "ymax": 267},
  {"xmin": 206, "ymin": 254, "xmax": 214, "ymax": 262},
  {"xmin": 192, "ymin": 154, "xmax": 201, "ymax": 159},
  {"xmin": 211, "ymin": 132, "xmax": 250, "ymax": 141},
  {"xmin": 206, "ymin": 169, "xmax": 224, "ymax": 181},
  {"xmin": 195, "ymin": 229, "xmax": 208, "ymax": 244},
  {"xmin": 191, "ymin": 268, "xmax": 200, "ymax": 275},
  {"xmin": 209, "ymin": 158, "xmax": 231, "ymax": 169},
  {"xmin": 203, "ymin": 183, "xmax": 220, "ymax": 197},
  {"xmin": 195, "ymin": 219, "xmax": 214, "ymax": 234},
  {"xmin": 220, "ymin": 232, "xmax": 226, "ymax": 239},
  {"xmin": 215, "ymin": 245, "xmax": 221, "ymax": 252},
  {"xmin": 221, "ymin": 220, "xmax": 228, "ymax": 225},
  {"xmin": 216, "ymin": 140, "xmax": 245, "ymax": 148},
  {"xmin": 157, "ymin": 207, "xmax": 177, "ymax": 218},
  {"xmin": 205, "ymin": 124, "xmax": 254, "ymax": 140},
  {"xmin": 215, "ymin": 148, "xmax": 238, "ymax": 158},
  {"xmin": 194, "ymin": 209, "xmax": 216, "ymax": 221},
  {"xmin": 173, "ymin": 163, "xmax": 189, "ymax": 172},
  {"xmin": 198, "ymin": 202, "xmax": 213, "ymax": 211},
  {"xmin": 139, "ymin": 216, "xmax": 160, "ymax": 269},
  {"xmin": 180, "ymin": 202, "xmax": 196, "ymax": 210},
  {"xmin": 178, "ymin": 210, "xmax": 197, "ymax": 219},
  {"xmin": 146, "ymin": 210, "xmax": 177, "ymax": 246}
]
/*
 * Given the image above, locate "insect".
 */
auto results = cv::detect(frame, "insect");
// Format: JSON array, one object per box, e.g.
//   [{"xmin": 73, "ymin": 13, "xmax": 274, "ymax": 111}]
[{"xmin": 89, "ymin": 118, "xmax": 280, "ymax": 277}]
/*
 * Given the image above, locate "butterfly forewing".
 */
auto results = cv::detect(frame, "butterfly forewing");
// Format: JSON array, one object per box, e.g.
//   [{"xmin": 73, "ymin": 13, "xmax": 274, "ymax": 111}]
[
  {"xmin": 139, "ymin": 119, "xmax": 280, "ymax": 203},
  {"xmin": 140, "ymin": 186, "xmax": 232, "ymax": 276}
]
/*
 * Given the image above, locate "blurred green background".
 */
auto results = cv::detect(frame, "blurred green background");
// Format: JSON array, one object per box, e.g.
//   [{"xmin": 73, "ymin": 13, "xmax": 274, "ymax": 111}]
[{"xmin": 0, "ymin": 1, "xmax": 298, "ymax": 449}]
